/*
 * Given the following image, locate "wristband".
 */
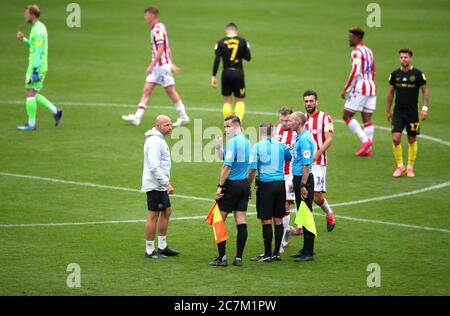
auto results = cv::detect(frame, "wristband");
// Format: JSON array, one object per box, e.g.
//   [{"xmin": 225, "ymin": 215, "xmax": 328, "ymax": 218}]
[
  {"xmin": 422, "ymin": 106, "xmax": 428, "ymax": 112},
  {"xmin": 217, "ymin": 184, "xmax": 224, "ymax": 188}
]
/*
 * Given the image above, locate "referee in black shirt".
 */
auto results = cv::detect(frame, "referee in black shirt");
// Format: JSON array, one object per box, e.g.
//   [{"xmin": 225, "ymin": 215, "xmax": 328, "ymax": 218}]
[
  {"xmin": 211, "ymin": 22, "xmax": 251, "ymax": 121},
  {"xmin": 387, "ymin": 48, "xmax": 429, "ymax": 178}
]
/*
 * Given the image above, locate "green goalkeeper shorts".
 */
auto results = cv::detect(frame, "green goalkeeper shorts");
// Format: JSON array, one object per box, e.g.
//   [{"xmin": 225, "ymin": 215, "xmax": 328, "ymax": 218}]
[{"xmin": 25, "ymin": 69, "xmax": 47, "ymax": 91}]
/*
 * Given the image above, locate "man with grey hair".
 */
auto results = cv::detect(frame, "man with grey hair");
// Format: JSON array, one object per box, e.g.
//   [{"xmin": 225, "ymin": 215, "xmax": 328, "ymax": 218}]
[
  {"xmin": 142, "ymin": 115, "xmax": 179, "ymax": 259},
  {"xmin": 288, "ymin": 112, "xmax": 316, "ymax": 261},
  {"xmin": 248, "ymin": 122, "xmax": 292, "ymax": 262}
]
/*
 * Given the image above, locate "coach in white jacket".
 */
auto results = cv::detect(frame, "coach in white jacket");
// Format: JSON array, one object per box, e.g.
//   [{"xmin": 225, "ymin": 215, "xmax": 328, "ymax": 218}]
[{"xmin": 142, "ymin": 115, "xmax": 179, "ymax": 259}]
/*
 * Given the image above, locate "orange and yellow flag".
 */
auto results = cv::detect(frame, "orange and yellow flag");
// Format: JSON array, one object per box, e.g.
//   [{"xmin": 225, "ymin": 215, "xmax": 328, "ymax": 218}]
[{"xmin": 205, "ymin": 201, "xmax": 228, "ymax": 244}]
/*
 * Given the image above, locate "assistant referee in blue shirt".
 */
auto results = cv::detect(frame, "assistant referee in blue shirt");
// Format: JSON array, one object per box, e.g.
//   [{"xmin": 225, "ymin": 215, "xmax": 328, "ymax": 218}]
[
  {"xmin": 211, "ymin": 115, "xmax": 251, "ymax": 267},
  {"xmin": 289, "ymin": 112, "xmax": 316, "ymax": 262},
  {"xmin": 248, "ymin": 122, "xmax": 292, "ymax": 262}
]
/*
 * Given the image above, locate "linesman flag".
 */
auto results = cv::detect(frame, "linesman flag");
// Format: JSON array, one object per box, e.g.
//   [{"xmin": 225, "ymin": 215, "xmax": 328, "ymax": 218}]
[
  {"xmin": 205, "ymin": 201, "xmax": 228, "ymax": 244},
  {"xmin": 294, "ymin": 201, "xmax": 317, "ymax": 236}
]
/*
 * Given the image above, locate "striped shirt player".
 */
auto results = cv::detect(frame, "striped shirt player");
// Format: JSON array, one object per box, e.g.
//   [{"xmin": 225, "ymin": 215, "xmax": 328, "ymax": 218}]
[
  {"xmin": 122, "ymin": 6, "xmax": 189, "ymax": 127},
  {"xmin": 342, "ymin": 27, "xmax": 376, "ymax": 157},
  {"xmin": 273, "ymin": 123, "xmax": 296, "ymax": 202},
  {"xmin": 303, "ymin": 90, "xmax": 335, "ymax": 232},
  {"xmin": 343, "ymin": 43, "xmax": 376, "ymax": 101},
  {"xmin": 147, "ymin": 20, "xmax": 173, "ymax": 86},
  {"xmin": 273, "ymin": 107, "xmax": 301, "ymax": 249}
]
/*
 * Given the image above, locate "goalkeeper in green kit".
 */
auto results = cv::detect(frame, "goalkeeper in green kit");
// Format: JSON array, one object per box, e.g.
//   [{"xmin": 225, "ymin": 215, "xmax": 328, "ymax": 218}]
[{"xmin": 16, "ymin": 4, "xmax": 63, "ymax": 131}]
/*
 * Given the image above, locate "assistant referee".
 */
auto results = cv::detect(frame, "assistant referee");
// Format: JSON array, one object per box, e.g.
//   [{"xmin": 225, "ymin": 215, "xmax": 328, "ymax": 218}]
[
  {"xmin": 211, "ymin": 115, "xmax": 251, "ymax": 267},
  {"xmin": 288, "ymin": 112, "xmax": 316, "ymax": 262},
  {"xmin": 248, "ymin": 123, "xmax": 292, "ymax": 262}
]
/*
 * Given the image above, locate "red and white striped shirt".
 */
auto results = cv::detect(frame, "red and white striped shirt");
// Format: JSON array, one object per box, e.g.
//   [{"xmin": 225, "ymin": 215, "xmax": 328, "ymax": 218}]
[
  {"xmin": 343, "ymin": 42, "xmax": 376, "ymax": 96},
  {"xmin": 305, "ymin": 110, "xmax": 333, "ymax": 166},
  {"xmin": 151, "ymin": 20, "xmax": 172, "ymax": 66},
  {"xmin": 273, "ymin": 124, "xmax": 296, "ymax": 175}
]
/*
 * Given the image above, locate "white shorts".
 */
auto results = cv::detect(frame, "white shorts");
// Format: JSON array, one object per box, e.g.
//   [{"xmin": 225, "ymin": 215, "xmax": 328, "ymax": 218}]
[
  {"xmin": 146, "ymin": 64, "xmax": 175, "ymax": 87},
  {"xmin": 312, "ymin": 164, "xmax": 327, "ymax": 192},
  {"xmin": 284, "ymin": 174, "xmax": 295, "ymax": 201},
  {"xmin": 344, "ymin": 94, "xmax": 376, "ymax": 113}
]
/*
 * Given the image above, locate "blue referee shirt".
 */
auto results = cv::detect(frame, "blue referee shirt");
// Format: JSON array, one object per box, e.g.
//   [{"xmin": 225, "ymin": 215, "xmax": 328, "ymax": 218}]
[
  {"xmin": 292, "ymin": 129, "xmax": 315, "ymax": 176},
  {"xmin": 249, "ymin": 138, "xmax": 292, "ymax": 182},
  {"xmin": 223, "ymin": 132, "xmax": 250, "ymax": 181}
]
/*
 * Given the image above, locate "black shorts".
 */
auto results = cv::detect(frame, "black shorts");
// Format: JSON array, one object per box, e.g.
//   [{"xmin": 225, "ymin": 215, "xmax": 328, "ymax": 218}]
[
  {"xmin": 256, "ymin": 180, "xmax": 286, "ymax": 220},
  {"xmin": 146, "ymin": 190, "xmax": 171, "ymax": 212},
  {"xmin": 221, "ymin": 68, "xmax": 246, "ymax": 98},
  {"xmin": 293, "ymin": 174, "xmax": 314, "ymax": 212},
  {"xmin": 217, "ymin": 179, "xmax": 250, "ymax": 212},
  {"xmin": 392, "ymin": 112, "xmax": 420, "ymax": 136}
]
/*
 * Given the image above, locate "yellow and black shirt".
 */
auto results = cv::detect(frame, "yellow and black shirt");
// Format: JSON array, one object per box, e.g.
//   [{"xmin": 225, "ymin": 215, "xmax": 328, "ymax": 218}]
[{"xmin": 212, "ymin": 36, "xmax": 251, "ymax": 76}]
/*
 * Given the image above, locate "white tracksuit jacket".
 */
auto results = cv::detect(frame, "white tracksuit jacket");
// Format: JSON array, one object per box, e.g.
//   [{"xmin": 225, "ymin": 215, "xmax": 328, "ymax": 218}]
[{"xmin": 141, "ymin": 128, "xmax": 171, "ymax": 192}]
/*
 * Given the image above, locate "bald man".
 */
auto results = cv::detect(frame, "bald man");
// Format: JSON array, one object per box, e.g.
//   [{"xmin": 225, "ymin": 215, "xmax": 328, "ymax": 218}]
[
  {"xmin": 142, "ymin": 115, "xmax": 179, "ymax": 259},
  {"xmin": 288, "ymin": 112, "xmax": 316, "ymax": 262}
]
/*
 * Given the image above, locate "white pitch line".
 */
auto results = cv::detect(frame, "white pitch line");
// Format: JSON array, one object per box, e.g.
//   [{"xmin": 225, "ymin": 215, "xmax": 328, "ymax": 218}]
[
  {"xmin": 0, "ymin": 172, "xmax": 449, "ymax": 233},
  {"xmin": 0, "ymin": 211, "xmax": 448, "ymax": 234},
  {"xmin": 1, "ymin": 100, "xmax": 449, "ymax": 147},
  {"xmin": 0, "ymin": 172, "xmax": 212, "ymax": 203},
  {"xmin": 331, "ymin": 181, "xmax": 450, "ymax": 207},
  {"xmin": 333, "ymin": 215, "xmax": 450, "ymax": 234}
]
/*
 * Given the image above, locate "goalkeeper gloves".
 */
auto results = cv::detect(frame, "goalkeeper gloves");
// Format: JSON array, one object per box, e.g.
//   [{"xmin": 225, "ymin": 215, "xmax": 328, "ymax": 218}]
[{"xmin": 31, "ymin": 67, "xmax": 41, "ymax": 82}]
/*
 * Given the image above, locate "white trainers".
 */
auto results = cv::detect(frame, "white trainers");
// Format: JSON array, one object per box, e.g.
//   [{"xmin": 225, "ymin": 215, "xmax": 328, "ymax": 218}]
[
  {"xmin": 121, "ymin": 114, "xmax": 141, "ymax": 126},
  {"xmin": 173, "ymin": 115, "xmax": 190, "ymax": 127}
]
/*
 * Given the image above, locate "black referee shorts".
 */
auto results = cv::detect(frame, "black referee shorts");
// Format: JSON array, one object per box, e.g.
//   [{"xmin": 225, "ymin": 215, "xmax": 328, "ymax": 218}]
[
  {"xmin": 221, "ymin": 68, "xmax": 246, "ymax": 98},
  {"xmin": 146, "ymin": 190, "xmax": 171, "ymax": 212},
  {"xmin": 256, "ymin": 180, "xmax": 286, "ymax": 220},
  {"xmin": 218, "ymin": 179, "xmax": 250, "ymax": 213},
  {"xmin": 293, "ymin": 174, "xmax": 314, "ymax": 212},
  {"xmin": 392, "ymin": 112, "xmax": 420, "ymax": 136}
]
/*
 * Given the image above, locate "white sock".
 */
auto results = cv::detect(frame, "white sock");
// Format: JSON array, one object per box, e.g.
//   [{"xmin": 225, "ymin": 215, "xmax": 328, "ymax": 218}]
[
  {"xmin": 318, "ymin": 198, "xmax": 333, "ymax": 216},
  {"xmin": 364, "ymin": 122, "xmax": 374, "ymax": 150},
  {"xmin": 146, "ymin": 240, "xmax": 155, "ymax": 255},
  {"xmin": 158, "ymin": 235, "xmax": 167, "ymax": 249},
  {"xmin": 135, "ymin": 103, "xmax": 146, "ymax": 119},
  {"xmin": 347, "ymin": 118, "xmax": 368, "ymax": 143},
  {"xmin": 27, "ymin": 97, "xmax": 36, "ymax": 126},
  {"xmin": 282, "ymin": 214, "xmax": 290, "ymax": 230},
  {"xmin": 46, "ymin": 103, "xmax": 58, "ymax": 114},
  {"xmin": 174, "ymin": 100, "xmax": 187, "ymax": 118},
  {"xmin": 364, "ymin": 123, "xmax": 374, "ymax": 140}
]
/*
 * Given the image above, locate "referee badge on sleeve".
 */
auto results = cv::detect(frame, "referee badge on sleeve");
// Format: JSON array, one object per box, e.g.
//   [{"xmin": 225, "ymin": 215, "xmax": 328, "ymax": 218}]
[
  {"xmin": 303, "ymin": 150, "xmax": 311, "ymax": 159},
  {"xmin": 225, "ymin": 150, "xmax": 233, "ymax": 160}
]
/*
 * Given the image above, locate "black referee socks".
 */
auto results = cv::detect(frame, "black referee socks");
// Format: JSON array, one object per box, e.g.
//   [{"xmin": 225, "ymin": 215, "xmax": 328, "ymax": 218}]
[
  {"xmin": 274, "ymin": 224, "xmax": 284, "ymax": 255},
  {"xmin": 217, "ymin": 240, "xmax": 226, "ymax": 259},
  {"xmin": 236, "ymin": 224, "xmax": 248, "ymax": 259},
  {"xmin": 262, "ymin": 224, "xmax": 273, "ymax": 256}
]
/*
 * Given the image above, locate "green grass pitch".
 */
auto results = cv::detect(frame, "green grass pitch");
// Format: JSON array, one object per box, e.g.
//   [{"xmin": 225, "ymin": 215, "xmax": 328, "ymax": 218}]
[{"xmin": 0, "ymin": 0, "xmax": 449, "ymax": 295}]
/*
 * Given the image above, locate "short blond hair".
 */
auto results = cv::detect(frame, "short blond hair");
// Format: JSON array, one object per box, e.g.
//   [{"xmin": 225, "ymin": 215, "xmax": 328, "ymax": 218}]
[{"xmin": 26, "ymin": 4, "xmax": 40, "ymax": 18}]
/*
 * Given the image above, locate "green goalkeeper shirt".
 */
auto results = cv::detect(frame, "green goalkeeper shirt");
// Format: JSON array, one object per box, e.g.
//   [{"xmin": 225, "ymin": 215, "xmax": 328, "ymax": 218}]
[{"xmin": 24, "ymin": 20, "xmax": 48, "ymax": 72}]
